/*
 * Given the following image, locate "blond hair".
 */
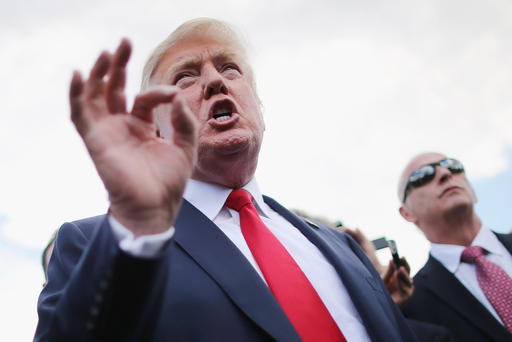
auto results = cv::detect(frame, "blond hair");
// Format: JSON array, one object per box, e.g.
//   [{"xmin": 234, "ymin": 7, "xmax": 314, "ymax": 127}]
[{"xmin": 141, "ymin": 18, "xmax": 256, "ymax": 93}]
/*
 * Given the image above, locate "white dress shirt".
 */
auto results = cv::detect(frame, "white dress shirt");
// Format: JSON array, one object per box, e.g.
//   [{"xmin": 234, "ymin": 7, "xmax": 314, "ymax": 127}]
[
  {"xmin": 430, "ymin": 225, "xmax": 512, "ymax": 325},
  {"xmin": 110, "ymin": 178, "xmax": 371, "ymax": 341}
]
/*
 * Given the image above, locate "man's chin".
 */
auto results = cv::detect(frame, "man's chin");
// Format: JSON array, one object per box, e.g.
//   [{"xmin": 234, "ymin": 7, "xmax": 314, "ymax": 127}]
[
  {"xmin": 204, "ymin": 134, "xmax": 254, "ymax": 156},
  {"xmin": 443, "ymin": 197, "xmax": 474, "ymax": 218}
]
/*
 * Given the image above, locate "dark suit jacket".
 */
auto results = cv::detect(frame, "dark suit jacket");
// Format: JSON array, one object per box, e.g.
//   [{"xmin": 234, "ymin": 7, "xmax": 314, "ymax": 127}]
[
  {"xmin": 35, "ymin": 197, "xmax": 417, "ymax": 342},
  {"xmin": 406, "ymin": 318, "xmax": 454, "ymax": 342},
  {"xmin": 402, "ymin": 233, "xmax": 512, "ymax": 342}
]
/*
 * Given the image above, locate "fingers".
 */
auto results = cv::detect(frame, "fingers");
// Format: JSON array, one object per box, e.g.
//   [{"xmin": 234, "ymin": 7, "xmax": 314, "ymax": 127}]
[
  {"xmin": 171, "ymin": 95, "xmax": 198, "ymax": 153},
  {"xmin": 84, "ymin": 51, "xmax": 111, "ymax": 104},
  {"xmin": 401, "ymin": 256, "xmax": 411, "ymax": 273},
  {"xmin": 70, "ymin": 71, "xmax": 86, "ymax": 133},
  {"xmin": 105, "ymin": 39, "xmax": 131, "ymax": 113},
  {"xmin": 348, "ymin": 228, "xmax": 367, "ymax": 245},
  {"xmin": 70, "ymin": 39, "xmax": 130, "ymax": 136},
  {"xmin": 382, "ymin": 261, "xmax": 394, "ymax": 284},
  {"xmin": 397, "ymin": 266, "xmax": 413, "ymax": 286},
  {"xmin": 131, "ymin": 85, "xmax": 179, "ymax": 123}
]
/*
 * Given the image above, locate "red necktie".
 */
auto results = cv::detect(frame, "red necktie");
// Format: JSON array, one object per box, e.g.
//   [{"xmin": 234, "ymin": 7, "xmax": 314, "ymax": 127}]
[
  {"xmin": 225, "ymin": 189, "xmax": 347, "ymax": 342},
  {"xmin": 461, "ymin": 246, "xmax": 512, "ymax": 332}
]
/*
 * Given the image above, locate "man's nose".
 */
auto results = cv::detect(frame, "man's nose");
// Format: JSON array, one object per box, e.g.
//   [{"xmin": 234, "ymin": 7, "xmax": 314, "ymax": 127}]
[
  {"xmin": 437, "ymin": 165, "xmax": 452, "ymax": 183},
  {"xmin": 203, "ymin": 67, "xmax": 227, "ymax": 99}
]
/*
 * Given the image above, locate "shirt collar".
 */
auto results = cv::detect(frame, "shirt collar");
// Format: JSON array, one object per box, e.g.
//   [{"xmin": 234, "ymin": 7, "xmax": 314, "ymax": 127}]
[
  {"xmin": 183, "ymin": 178, "xmax": 271, "ymax": 220},
  {"xmin": 430, "ymin": 225, "xmax": 503, "ymax": 273},
  {"xmin": 472, "ymin": 225, "xmax": 505, "ymax": 256}
]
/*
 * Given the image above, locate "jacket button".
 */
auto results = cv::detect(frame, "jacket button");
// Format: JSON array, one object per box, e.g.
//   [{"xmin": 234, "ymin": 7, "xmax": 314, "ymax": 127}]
[
  {"xmin": 90, "ymin": 306, "xmax": 100, "ymax": 317},
  {"xmin": 86, "ymin": 321, "xmax": 95, "ymax": 331},
  {"xmin": 99, "ymin": 279, "xmax": 109, "ymax": 290},
  {"xmin": 94, "ymin": 293, "xmax": 103, "ymax": 303}
]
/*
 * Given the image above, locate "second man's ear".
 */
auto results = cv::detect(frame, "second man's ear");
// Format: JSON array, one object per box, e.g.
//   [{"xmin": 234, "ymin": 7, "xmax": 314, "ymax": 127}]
[{"xmin": 399, "ymin": 206, "xmax": 417, "ymax": 224}]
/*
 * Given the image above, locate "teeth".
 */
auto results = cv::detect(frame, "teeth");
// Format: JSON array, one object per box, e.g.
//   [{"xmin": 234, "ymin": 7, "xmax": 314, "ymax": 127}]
[
  {"xmin": 215, "ymin": 115, "xmax": 231, "ymax": 122},
  {"xmin": 211, "ymin": 101, "xmax": 235, "ymax": 121}
]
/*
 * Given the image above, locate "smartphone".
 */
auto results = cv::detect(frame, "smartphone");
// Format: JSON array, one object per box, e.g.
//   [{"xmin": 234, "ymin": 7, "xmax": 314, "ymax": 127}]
[
  {"xmin": 387, "ymin": 240, "xmax": 403, "ymax": 269},
  {"xmin": 371, "ymin": 237, "xmax": 388, "ymax": 250}
]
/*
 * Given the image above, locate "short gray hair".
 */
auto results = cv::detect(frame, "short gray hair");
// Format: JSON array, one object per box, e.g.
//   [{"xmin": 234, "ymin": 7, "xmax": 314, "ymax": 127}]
[{"xmin": 141, "ymin": 18, "xmax": 256, "ymax": 93}]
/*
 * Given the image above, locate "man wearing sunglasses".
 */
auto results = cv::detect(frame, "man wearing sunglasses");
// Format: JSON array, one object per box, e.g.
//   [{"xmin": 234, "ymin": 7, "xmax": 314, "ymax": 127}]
[{"xmin": 398, "ymin": 152, "xmax": 512, "ymax": 342}]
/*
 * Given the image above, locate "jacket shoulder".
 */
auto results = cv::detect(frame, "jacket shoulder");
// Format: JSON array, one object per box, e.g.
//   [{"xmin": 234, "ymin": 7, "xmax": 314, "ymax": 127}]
[
  {"xmin": 58, "ymin": 214, "xmax": 107, "ymax": 240},
  {"xmin": 70, "ymin": 214, "xmax": 107, "ymax": 230}
]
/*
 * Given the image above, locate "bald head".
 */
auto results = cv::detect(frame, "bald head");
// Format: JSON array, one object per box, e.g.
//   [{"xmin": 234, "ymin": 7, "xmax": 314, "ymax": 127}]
[
  {"xmin": 398, "ymin": 152, "xmax": 480, "ymax": 244},
  {"xmin": 397, "ymin": 152, "xmax": 446, "ymax": 202}
]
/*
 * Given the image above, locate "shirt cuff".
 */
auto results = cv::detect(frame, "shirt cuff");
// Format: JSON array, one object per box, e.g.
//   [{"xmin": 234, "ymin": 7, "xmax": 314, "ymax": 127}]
[{"xmin": 108, "ymin": 214, "xmax": 175, "ymax": 258}]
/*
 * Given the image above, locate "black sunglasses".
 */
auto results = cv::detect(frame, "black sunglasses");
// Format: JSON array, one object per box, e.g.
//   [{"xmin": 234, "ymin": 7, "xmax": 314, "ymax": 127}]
[{"xmin": 402, "ymin": 158, "xmax": 464, "ymax": 203}]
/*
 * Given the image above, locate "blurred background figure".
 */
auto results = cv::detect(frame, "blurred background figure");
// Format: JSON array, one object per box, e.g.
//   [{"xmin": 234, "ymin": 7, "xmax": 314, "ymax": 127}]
[
  {"xmin": 398, "ymin": 152, "xmax": 512, "ymax": 342},
  {"xmin": 41, "ymin": 231, "xmax": 57, "ymax": 287}
]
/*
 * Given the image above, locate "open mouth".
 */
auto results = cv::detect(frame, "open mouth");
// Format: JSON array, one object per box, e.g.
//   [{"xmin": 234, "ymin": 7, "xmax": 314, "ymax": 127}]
[{"xmin": 211, "ymin": 99, "xmax": 236, "ymax": 122}]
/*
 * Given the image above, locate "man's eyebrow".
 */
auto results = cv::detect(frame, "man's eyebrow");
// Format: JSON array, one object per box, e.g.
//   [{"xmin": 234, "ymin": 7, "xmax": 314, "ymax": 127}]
[
  {"xmin": 160, "ymin": 49, "xmax": 243, "ymax": 82},
  {"xmin": 211, "ymin": 50, "xmax": 246, "ymax": 75},
  {"xmin": 162, "ymin": 56, "xmax": 202, "ymax": 81},
  {"xmin": 211, "ymin": 49, "xmax": 240, "ymax": 63}
]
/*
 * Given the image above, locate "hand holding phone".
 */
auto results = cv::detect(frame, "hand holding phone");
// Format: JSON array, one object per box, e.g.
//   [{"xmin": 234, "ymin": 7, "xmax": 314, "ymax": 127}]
[{"xmin": 387, "ymin": 240, "xmax": 404, "ymax": 269}]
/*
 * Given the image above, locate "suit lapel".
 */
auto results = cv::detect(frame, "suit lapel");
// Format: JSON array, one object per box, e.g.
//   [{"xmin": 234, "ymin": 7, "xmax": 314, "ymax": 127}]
[
  {"xmin": 496, "ymin": 232, "xmax": 512, "ymax": 254},
  {"xmin": 420, "ymin": 256, "xmax": 511, "ymax": 341},
  {"xmin": 263, "ymin": 196, "xmax": 405, "ymax": 342},
  {"xmin": 173, "ymin": 199, "xmax": 301, "ymax": 342}
]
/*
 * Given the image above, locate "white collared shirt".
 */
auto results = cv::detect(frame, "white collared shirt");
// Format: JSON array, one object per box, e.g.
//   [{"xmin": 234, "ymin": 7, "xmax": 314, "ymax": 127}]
[
  {"xmin": 111, "ymin": 178, "xmax": 371, "ymax": 341},
  {"xmin": 430, "ymin": 225, "xmax": 512, "ymax": 324}
]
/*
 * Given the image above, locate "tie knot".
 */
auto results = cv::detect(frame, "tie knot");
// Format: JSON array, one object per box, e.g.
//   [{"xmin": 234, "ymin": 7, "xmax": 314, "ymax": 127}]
[
  {"xmin": 225, "ymin": 189, "xmax": 254, "ymax": 212},
  {"xmin": 461, "ymin": 245, "xmax": 485, "ymax": 264}
]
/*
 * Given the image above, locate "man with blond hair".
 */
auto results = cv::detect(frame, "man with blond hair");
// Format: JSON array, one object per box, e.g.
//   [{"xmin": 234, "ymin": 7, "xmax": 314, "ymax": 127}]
[
  {"xmin": 35, "ymin": 19, "xmax": 416, "ymax": 341},
  {"xmin": 398, "ymin": 152, "xmax": 512, "ymax": 341}
]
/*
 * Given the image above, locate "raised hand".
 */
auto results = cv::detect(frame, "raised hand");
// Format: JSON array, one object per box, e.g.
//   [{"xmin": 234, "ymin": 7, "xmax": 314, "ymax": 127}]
[
  {"xmin": 382, "ymin": 258, "xmax": 414, "ymax": 307},
  {"xmin": 69, "ymin": 39, "xmax": 198, "ymax": 237}
]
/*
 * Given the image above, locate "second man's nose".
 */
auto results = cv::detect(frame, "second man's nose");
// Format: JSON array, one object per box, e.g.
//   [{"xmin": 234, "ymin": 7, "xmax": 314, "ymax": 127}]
[{"xmin": 437, "ymin": 166, "xmax": 452, "ymax": 184}]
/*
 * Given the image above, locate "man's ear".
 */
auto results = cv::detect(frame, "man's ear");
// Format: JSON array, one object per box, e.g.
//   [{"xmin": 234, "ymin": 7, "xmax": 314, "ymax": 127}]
[{"xmin": 399, "ymin": 206, "xmax": 417, "ymax": 224}]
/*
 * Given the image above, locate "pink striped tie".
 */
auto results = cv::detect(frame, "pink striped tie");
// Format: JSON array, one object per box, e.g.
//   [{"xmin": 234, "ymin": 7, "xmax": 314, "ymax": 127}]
[{"xmin": 461, "ymin": 246, "xmax": 512, "ymax": 332}]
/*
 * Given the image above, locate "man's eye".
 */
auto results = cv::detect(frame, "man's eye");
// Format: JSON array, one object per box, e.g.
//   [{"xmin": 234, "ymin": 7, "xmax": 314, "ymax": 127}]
[
  {"xmin": 174, "ymin": 73, "xmax": 191, "ymax": 83},
  {"xmin": 222, "ymin": 64, "xmax": 240, "ymax": 72},
  {"xmin": 174, "ymin": 73, "xmax": 196, "ymax": 88},
  {"xmin": 222, "ymin": 64, "xmax": 241, "ymax": 78}
]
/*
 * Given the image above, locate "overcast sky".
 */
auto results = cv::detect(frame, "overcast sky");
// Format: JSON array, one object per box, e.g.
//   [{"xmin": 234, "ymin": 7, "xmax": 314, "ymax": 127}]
[{"xmin": 1, "ymin": 0, "xmax": 511, "ymax": 340}]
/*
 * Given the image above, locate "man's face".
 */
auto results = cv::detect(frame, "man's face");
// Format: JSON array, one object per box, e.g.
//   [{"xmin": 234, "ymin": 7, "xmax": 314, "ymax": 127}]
[
  {"xmin": 399, "ymin": 153, "xmax": 476, "ymax": 225},
  {"xmin": 151, "ymin": 37, "xmax": 264, "ymax": 186}
]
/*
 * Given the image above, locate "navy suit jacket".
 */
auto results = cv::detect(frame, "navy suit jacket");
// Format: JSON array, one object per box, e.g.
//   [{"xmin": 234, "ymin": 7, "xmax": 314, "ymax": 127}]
[
  {"xmin": 402, "ymin": 233, "xmax": 512, "ymax": 342},
  {"xmin": 35, "ymin": 196, "xmax": 417, "ymax": 341}
]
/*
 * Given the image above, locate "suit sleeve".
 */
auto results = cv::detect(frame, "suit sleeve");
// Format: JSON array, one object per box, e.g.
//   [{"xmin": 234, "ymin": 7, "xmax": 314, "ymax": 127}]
[{"xmin": 34, "ymin": 217, "xmax": 168, "ymax": 342}]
